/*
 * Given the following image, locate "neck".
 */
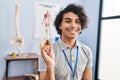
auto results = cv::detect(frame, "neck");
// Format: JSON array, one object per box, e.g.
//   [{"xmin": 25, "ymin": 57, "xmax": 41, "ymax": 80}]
[{"xmin": 61, "ymin": 36, "xmax": 76, "ymax": 48}]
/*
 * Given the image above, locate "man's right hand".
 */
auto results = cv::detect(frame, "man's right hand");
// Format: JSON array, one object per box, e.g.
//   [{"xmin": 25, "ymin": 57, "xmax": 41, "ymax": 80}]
[{"xmin": 41, "ymin": 44, "xmax": 55, "ymax": 67}]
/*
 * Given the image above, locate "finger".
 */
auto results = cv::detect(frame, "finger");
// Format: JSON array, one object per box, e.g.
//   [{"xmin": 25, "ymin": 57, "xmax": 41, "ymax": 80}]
[
  {"xmin": 48, "ymin": 45, "xmax": 54, "ymax": 59},
  {"xmin": 41, "ymin": 48, "xmax": 50, "ymax": 62}
]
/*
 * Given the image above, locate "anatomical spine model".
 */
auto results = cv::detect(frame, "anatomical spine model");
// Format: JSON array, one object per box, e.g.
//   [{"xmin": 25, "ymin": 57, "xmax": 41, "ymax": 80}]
[{"xmin": 10, "ymin": 0, "xmax": 24, "ymax": 52}]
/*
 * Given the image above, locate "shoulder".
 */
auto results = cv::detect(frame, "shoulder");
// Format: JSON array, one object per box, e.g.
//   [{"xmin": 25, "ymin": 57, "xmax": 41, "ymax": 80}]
[
  {"xmin": 80, "ymin": 42, "xmax": 91, "ymax": 52},
  {"xmin": 78, "ymin": 41, "xmax": 92, "ymax": 58},
  {"xmin": 52, "ymin": 41, "xmax": 59, "ymax": 49},
  {"xmin": 51, "ymin": 41, "xmax": 61, "ymax": 54}
]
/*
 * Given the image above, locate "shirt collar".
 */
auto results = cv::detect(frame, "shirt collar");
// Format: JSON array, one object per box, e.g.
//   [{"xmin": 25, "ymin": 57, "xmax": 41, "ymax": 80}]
[{"xmin": 58, "ymin": 38, "xmax": 80, "ymax": 50}]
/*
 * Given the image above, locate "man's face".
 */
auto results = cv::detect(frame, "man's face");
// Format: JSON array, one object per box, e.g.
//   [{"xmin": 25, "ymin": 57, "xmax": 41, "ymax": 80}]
[{"xmin": 59, "ymin": 12, "xmax": 81, "ymax": 39}]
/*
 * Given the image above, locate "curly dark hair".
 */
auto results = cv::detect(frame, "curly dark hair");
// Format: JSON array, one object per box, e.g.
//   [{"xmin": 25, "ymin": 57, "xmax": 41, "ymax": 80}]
[{"xmin": 54, "ymin": 3, "xmax": 88, "ymax": 35}]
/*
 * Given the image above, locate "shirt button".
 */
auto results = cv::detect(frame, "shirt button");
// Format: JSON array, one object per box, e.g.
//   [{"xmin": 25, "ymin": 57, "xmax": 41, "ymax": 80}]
[{"xmin": 72, "ymin": 55, "xmax": 75, "ymax": 59}]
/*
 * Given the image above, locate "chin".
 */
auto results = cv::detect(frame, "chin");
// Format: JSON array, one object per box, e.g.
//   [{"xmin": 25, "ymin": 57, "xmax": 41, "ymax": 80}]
[{"xmin": 69, "ymin": 36, "xmax": 76, "ymax": 39}]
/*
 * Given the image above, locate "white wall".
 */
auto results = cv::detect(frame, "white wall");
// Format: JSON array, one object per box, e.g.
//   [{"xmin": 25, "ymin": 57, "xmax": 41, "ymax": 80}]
[{"xmin": 0, "ymin": 0, "xmax": 100, "ymax": 79}]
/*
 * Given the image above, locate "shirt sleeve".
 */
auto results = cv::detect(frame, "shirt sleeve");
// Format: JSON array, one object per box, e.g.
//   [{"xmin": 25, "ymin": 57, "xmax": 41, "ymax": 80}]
[
  {"xmin": 38, "ymin": 50, "xmax": 47, "ymax": 72},
  {"xmin": 81, "ymin": 44, "xmax": 93, "ymax": 68},
  {"xmin": 86, "ymin": 47, "xmax": 93, "ymax": 68}
]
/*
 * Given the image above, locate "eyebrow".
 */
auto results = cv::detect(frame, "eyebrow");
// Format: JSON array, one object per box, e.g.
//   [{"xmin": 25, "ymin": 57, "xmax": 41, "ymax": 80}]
[{"xmin": 64, "ymin": 18, "xmax": 80, "ymax": 21}]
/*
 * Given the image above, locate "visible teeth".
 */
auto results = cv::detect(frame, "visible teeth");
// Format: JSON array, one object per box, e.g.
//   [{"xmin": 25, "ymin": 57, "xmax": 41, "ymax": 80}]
[
  {"xmin": 66, "ymin": 28, "xmax": 78, "ymax": 32},
  {"xmin": 69, "ymin": 29, "xmax": 76, "ymax": 32}
]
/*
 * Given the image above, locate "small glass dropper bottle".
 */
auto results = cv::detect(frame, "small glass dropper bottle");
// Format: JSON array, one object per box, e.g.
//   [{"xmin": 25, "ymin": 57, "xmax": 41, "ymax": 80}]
[{"xmin": 45, "ymin": 29, "xmax": 50, "ymax": 45}]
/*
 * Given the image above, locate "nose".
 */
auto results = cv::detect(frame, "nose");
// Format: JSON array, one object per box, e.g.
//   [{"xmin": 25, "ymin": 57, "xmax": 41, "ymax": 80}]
[{"xmin": 71, "ymin": 21, "xmax": 77, "ymax": 28}]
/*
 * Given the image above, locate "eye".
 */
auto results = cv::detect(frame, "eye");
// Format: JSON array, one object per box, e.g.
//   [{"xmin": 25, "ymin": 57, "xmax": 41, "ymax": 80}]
[
  {"xmin": 76, "ymin": 20, "xmax": 81, "ymax": 24},
  {"xmin": 65, "ymin": 20, "xmax": 71, "ymax": 23}
]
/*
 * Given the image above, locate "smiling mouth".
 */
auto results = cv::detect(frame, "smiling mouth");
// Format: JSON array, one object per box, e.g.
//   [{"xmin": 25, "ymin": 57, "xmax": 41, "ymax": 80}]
[{"xmin": 66, "ymin": 28, "xmax": 79, "ymax": 32}]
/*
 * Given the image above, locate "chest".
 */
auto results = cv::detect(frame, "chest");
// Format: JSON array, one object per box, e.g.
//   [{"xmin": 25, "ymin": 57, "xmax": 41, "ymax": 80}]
[{"xmin": 54, "ymin": 48, "xmax": 88, "ymax": 79}]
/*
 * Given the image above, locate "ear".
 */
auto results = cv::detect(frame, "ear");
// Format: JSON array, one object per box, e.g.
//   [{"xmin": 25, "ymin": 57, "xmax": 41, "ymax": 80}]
[{"xmin": 59, "ymin": 25, "xmax": 62, "ymax": 29}]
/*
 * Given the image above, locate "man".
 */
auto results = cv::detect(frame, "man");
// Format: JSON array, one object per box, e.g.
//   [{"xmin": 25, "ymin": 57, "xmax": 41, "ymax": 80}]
[{"xmin": 38, "ymin": 3, "xmax": 93, "ymax": 80}]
